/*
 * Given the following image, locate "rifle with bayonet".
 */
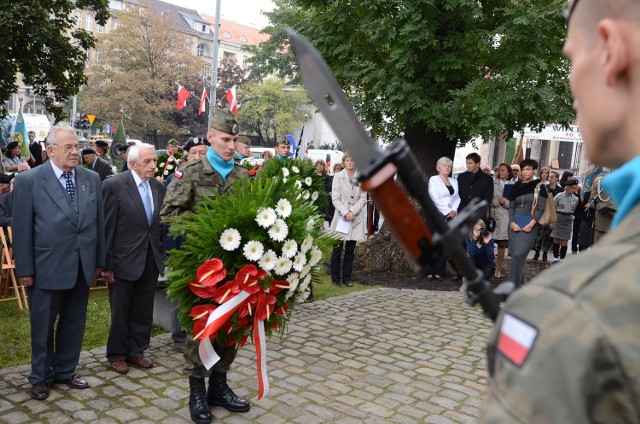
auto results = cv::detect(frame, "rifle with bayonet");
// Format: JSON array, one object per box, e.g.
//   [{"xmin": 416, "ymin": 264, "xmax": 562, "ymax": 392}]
[{"xmin": 287, "ymin": 29, "xmax": 514, "ymax": 322}]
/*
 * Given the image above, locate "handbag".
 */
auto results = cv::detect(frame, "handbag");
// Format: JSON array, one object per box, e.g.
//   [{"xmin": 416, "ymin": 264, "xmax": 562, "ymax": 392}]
[{"xmin": 531, "ymin": 183, "xmax": 556, "ymax": 227}]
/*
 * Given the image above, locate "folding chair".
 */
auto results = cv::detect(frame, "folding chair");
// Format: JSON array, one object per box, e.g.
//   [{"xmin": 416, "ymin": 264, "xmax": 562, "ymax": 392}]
[{"xmin": 0, "ymin": 226, "xmax": 28, "ymax": 309}]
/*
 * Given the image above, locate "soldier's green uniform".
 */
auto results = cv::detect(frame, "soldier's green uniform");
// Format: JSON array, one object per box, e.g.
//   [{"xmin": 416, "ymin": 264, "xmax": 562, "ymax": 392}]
[{"xmin": 480, "ymin": 203, "xmax": 640, "ymax": 422}]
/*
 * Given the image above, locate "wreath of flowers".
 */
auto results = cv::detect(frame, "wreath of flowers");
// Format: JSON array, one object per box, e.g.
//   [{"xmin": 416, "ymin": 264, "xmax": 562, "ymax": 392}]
[
  {"xmin": 239, "ymin": 157, "xmax": 263, "ymax": 177},
  {"xmin": 166, "ymin": 158, "xmax": 336, "ymax": 399},
  {"xmin": 155, "ymin": 150, "xmax": 184, "ymax": 182}
]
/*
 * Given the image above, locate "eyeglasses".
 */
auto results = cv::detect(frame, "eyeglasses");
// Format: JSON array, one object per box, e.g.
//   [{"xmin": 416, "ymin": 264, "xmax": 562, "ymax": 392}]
[
  {"xmin": 563, "ymin": 0, "xmax": 578, "ymax": 21},
  {"xmin": 52, "ymin": 144, "xmax": 81, "ymax": 153}
]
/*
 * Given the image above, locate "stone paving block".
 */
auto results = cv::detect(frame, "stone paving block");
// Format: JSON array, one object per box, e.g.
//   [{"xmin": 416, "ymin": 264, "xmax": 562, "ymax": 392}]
[
  {"xmin": 106, "ymin": 407, "xmax": 139, "ymax": 421},
  {"xmin": 73, "ymin": 409, "xmax": 99, "ymax": 421},
  {"xmin": 0, "ymin": 411, "xmax": 30, "ymax": 424}
]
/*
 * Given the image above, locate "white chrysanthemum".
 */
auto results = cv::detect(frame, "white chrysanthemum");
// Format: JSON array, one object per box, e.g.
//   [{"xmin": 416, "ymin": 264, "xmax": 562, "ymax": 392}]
[
  {"xmin": 297, "ymin": 274, "xmax": 312, "ymax": 296},
  {"xmin": 268, "ymin": 219, "xmax": 289, "ymax": 242},
  {"xmin": 256, "ymin": 207, "xmax": 277, "ymax": 228},
  {"xmin": 281, "ymin": 239, "xmax": 298, "ymax": 258},
  {"xmin": 304, "ymin": 177, "xmax": 313, "ymax": 186},
  {"xmin": 291, "ymin": 166, "xmax": 300, "ymax": 174},
  {"xmin": 296, "ymin": 283, "xmax": 312, "ymax": 303},
  {"xmin": 308, "ymin": 246, "xmax": 323, "ymax": 267},
  {"xmin": 243, "ymin": 240, "xmax": 265, "ymax": 262},
  {"xmin": 294, "ymin": 180, "xmax": 303, "ymax": 190},
  {"xmin": 300, "ymin": 236, "xmax": 313, "ymax": 253},
  {"xmin": 275, "ymin": 199, "xmax": 292, "ymax": 218},
  {"xmin": 159, "ymin": 162, "xmax": 166, "ymax": 167},
  {"xmin": 282, "ymin": 176, "xmax": 288, "ymax": 183},
  {"xmin": 284, "ymin": 273, "xmax": 300, "ymax": 301},
  {"xmin": 311, "ymin": 191, "xmax": 319, "ymax": 201},
  {"xmin": 306, "ymin": 218, "xmax": 315, "ymax": 231},
  {"xmin": 281, "ymin": 167, "xmax": 290, "ymax": 177},
  {"xmin": 259, "ymin": 249, "xmax": 278, "ymax": 271},
  {"xmin": 292, "ymin": 252, "xmax": 307, "ymax": 272},
  {"xmin": 299, "ymin": 264, "xmax": 312, "ymax": 278},
  {"xmin": 219, "ymin": 228, "xmax": 241, "ymax": 251},
  {"xmin": 274, "ymin": 257, "xmax": 293, "ymax": 275},
  {"xmin": 302, "ymin": 190, "xmax": 310, "ymax": 200}
]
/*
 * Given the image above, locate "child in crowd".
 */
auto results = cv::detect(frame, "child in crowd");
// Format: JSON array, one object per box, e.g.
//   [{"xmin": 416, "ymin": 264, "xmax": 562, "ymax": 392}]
[
  {"xmin": 463, "ymin": 219, "xmax": 496, "ymax": 290},
  {"xmin": 551, "ymin": 179, "xmax": 580, "ymax": 262}
]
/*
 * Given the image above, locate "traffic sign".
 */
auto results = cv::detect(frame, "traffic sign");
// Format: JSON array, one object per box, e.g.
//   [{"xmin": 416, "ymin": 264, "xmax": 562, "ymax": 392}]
[{"xmin": 87, "ymin": 114, "xmax": 96, "ymax": 125}]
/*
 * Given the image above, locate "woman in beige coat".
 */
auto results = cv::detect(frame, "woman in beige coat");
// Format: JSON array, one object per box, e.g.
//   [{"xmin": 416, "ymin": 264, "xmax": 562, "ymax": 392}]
[
  {"xmin": 490, "ymin": 163, "xmax": 514, "ymax": 278},
  {"xmin": 329, "ymin": 153, "xmax": 367, "ymax": 287}
]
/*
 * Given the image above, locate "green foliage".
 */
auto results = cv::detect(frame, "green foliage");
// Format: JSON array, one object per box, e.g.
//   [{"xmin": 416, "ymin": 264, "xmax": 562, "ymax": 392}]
[
  {"xmin": 237, "ymin": 78, "xmax": 310, "ymax": 146},
  {"xmin": 258, "ymin": 158, "xmax": 329, "ymax": 211},
  {"xmin": 0, "ymin": 1, "xmax": 110, "ymax": 120},
  {"xmin": 504, "ymin": 138, "xmax": 516, "ymax": 164},
  {"xmin": 248, "ymin": 0, "xmax": 574, "ymax": 159},
  {"xmin": 165, "ymin": 163, "xmax": 337, "ymax": 347}
]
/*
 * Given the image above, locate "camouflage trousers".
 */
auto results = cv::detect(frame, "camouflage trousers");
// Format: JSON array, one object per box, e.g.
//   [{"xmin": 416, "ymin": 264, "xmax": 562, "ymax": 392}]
[{"xmin": 183, "ymin": 333, "xmax": 238, "ymax": 378}]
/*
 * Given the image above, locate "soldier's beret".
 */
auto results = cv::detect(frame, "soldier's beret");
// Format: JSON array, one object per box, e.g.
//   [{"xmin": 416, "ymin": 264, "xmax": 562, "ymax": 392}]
[
  {"xmin": 211, "ymin": 109, "xmax": 239, "ymax": 136},
  {"xmin": 81, "ymin": 148, "xmax": 97, "ymax": 156},
  {"xmin": 237, "ymin": 135, "xmax": 251, "ymax": 145},
  {"xmin": 96, "ymin": 140, "xmax": 109, "ymax": 148},
  {"xmin": 183, "ymin": 137, "xmax": 210, "ymax": 152}
]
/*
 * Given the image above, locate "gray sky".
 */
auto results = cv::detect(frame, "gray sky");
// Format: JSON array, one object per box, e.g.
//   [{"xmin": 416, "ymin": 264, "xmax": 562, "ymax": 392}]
[{"xmin": 162, "ymin": 0, "xmax": 276, "ymax": 28}]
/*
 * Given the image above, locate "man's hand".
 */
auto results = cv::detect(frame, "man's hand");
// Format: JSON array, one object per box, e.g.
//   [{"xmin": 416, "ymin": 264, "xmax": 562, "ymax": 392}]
[
  {"xmin": 18, "ymin": 275, "xmax": 34, "ymax": 287},
  {"xmin": 102, "ymin": 270, "xmax": 115, "ymax": 284}
]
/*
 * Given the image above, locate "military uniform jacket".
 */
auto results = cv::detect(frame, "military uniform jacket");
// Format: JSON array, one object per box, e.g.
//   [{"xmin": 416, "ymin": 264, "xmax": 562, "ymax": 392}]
[
  {"xmin": 160, "ymin": 157, "xmax": 248, "ymax": 218},
  {"xmin": 480, "ymin": 203, "xmax": 640, "ymax": 423}
]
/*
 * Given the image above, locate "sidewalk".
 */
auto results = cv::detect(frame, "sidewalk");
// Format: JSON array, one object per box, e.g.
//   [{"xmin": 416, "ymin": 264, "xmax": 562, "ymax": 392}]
[{"xmin": 0, "ymin": 288, "xmax": 493, "ymax": 424}]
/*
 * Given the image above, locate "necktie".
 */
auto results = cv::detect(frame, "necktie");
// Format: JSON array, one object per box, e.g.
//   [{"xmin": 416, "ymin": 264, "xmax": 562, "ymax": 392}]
[
  {"xmin": 140, "ymin": 181, "xmax": 153, "ymax": 224},
  {"xmin": 62, "ymin": 172, "xmax": 75, "ymax": 200}
]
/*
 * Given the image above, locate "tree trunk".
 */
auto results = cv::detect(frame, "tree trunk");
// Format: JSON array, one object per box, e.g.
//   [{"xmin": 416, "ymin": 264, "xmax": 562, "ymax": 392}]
[{"xmin": 355, "ymin": 123, "xmax": 457, "ymax": 275}]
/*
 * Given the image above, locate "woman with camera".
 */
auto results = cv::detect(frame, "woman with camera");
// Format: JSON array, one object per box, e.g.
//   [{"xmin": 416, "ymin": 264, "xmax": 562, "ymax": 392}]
[
  {"xmin": 464, "ymin": 219, "xmax": 496, "ymax": 286},
  {"xmin": 425, "ymin": 156, "xmax": 460, "ymax": 280}
]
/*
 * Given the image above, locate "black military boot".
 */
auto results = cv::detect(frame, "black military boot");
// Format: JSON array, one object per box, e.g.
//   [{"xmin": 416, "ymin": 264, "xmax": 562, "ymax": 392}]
[
  {"xmin": 532, "ymin": 251, "xmax": 540, "ymax": 261},
  {"xmin": 207, "ymin": 372, "xmax": 250, "ymax": 412},
  {"xmin": 542, "ymin": 252, "xmax": 548, "ymax": 262},
  {"xmin": 189, "ymin": 377, "xmax": 212, "ymax": 424}
]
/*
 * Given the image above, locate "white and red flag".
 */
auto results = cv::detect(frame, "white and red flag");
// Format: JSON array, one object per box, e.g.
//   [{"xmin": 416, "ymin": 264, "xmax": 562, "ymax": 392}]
[
  {"xmin": 198, "ymin": 88, "xmax": 208, "ymax": 116},
  {"xmin": 497, "ymin": 313, "xmax": 538, "ymax": 366},
  {"xmin": 225, "ymin": 84, "xmax": 238, "ymax": 115},
  {"xmin": 177, "ymin": 84, "xmax": 190, "ymax": 111}
]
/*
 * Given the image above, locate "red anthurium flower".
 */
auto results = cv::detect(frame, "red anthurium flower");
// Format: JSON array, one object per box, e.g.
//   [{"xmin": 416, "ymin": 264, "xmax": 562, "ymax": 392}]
[
  {"xmin": 189, "ymin": 304, "xmax": 217, "ymax": 320},
  {"xmin": 188, "ymin": 280, "xmax": 216, "ymax": 299},
  {"xmin": 236, "ymin": 317, "xmax": 250, "ymax": 329},
  {"xmin": 254, "ymin": 165, "xmax": 261, "ymax": 170},
  {"xmin": 248, "ymin": 169, "xmax": 256, "ymax": 177},
  {"xmin": 234, "ymin": 264, "xmax": 267, "ymax": 294},
  {"xmin": 269, "ymin": 279, "xmax": 290, "ymax": 295},
  {"xmin": 193, "ymin": 317, "xmax": 208, "ymax": 340},
  {"xmin": 239, "ymin": 335, "xmax": 249, "ymax": 346},
  {"xmin": 256, "ymin": 293, "xmax": 277, "ymax": 321},
  {"xmin": 274, "ymin": 305, "xmax": 288, "ymax": 317},
  {"xmin": 197, "ymin": 258, "xmax": 227, "ymax": 287},
  {"xmin": 213, "ymin": 280, "xmax": 242, "ymax": 304},
  {"xmin": 238, "ymin": 294, "xmax": 258, "ymax": 318}
]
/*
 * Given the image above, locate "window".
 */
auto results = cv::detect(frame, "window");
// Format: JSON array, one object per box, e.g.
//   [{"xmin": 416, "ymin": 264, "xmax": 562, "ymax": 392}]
[
  {"xmin": 239, "ymin": 36, "xmax": 247, "ymax": 42},
  {"xmin": 109, "ymin": 0, "xmax": 124, "ymax": 10},
  {"xmin": 242, "ymin": 55, "xmax": 248, "ymax": 70},
  {"xmin": 75, "ymin": 11, "xmax": 82, "ymax": 28},
  {"xmin": 197, "ymin": 44, "xmax": 211, "ymax": 58},
  {"xmin": 86, "ymin": 15, "xmax": 93, "ymax": 31},
  {"xmin": 113, "ymin": 21, "xmax": 120, "ymax": 29},
  {"xmin": 95, "ymin": 49, "xmax": 100, "ymax": 63},
  {"xmin": 86, "ymin": 48, "xmax": 91, "ymax": 60},
  {"xmin": 223, "ymin": 51, "xmax": 236, "ymax": 61},
  {"xmin": 223, "ymin": 32, "xmax": 231, "ymax": 38},
  {"xmin": 97, "ymin": 24, "xmax": 104, "ymax": 33},
  {"xmin": 200, "ymin": 23, "xmax": 209, "ymax": 33}
]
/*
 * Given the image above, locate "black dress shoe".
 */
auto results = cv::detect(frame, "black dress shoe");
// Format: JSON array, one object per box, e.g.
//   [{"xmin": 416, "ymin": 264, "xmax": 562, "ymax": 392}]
[
  {"xmin": 31, "ymin": 382, "xmax": 50, "ymax": 400},
  {"xmin": 343, "ymin": 280, "xmax": 353, "ymax": 287},
  {"xmin": 331, "ymin": 280, "xmax": 340, "ymax": 287},
  {"xmin": 55, "ymin": 374, "xmax": 89, "ymax": 389}
]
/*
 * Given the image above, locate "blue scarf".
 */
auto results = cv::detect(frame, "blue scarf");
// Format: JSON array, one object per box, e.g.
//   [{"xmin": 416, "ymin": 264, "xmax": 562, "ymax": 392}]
[
  {"xmin": 206, "ymin": 147, "xmax": 234, "ymax": 182},
  {"xmin": 275, "ymin": 154, "xmax": 287, "ymax": 161},
  {"xmin": 235, "ymin": 152, "xmax": 246, "ymax": 161},
  {"xmin": 601, "ymin": 156, "xmax": 640, "ymax": 228}
]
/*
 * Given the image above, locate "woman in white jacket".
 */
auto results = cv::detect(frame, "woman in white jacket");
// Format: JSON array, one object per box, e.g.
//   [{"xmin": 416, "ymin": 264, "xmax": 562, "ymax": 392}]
[
  {"xmin": 329, "ymin": 153, "xmax": 367, "ymax": 287},
  {"xmin": 425, "ymin": 156, "xmax": 460, "ymax": 280}
]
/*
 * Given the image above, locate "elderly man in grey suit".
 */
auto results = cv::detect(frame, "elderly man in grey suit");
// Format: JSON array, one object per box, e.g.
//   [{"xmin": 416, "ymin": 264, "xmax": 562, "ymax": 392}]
[
  {"xmin": 101, "ymin": 143, "xmax": 165, "ymax": 375},
  {"xmin": 13, "ymin": 123, "xmax": 105, "ymax": 401}
]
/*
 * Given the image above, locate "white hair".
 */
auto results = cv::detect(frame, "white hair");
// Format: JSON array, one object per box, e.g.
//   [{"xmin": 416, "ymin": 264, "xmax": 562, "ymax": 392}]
[
  {"xmin": 46, "ymin": 123, "xmax": 77, "ymax": 146},
  {"xmin": 436, "ymin": 156, "xmax": 453, "ymax": 169},
  {"xmin": 127, "ymin": 143, "xmax": 156, "ymax": 164}
]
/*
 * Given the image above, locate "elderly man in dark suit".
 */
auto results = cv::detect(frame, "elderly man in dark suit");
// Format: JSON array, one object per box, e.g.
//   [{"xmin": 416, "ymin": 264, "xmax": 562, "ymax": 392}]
[
  {"xmin": 101, "ymin": 143, "xmax": 165, "ymax": 375},
  {"xmin": 82, "ymin": 148, "xmax": 114, "ymax": 181},
  {"xmin": 13, "ymin": 123, "xmax": 105, "ymax": 401}
]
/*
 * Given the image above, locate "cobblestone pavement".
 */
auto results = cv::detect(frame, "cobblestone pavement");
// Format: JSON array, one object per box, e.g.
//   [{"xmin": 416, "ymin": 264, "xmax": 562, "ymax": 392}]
[{"xmin": 0, "ymin": 288, "xmax": 493, "ymax": 424}]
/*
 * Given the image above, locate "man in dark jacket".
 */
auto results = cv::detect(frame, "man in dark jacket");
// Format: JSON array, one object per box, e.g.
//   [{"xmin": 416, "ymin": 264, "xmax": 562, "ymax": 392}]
[
  {"xmin": 82, "ymin": 148, "xmax": 114, "ymax": 182},
  {"xmin": 457, "ymin": 152, "xmax": 494, "ymax": 212}
]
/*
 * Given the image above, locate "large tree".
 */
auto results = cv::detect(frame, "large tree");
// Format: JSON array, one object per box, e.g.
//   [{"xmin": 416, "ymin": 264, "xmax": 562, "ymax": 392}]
[
  {"xmin": 80, "ymin": 1, "xmax": 204, "ymax": 137},
  {"xmin": 237, "ymin": 78, "xmax": 309, "ymax": 146},
  {"xmin": 0, "ymin": 1, "xmax": 110, "ymax": 120},
  {"xmin": 246, "ymin": 0, "xmax": 574, "ymax": 173}
]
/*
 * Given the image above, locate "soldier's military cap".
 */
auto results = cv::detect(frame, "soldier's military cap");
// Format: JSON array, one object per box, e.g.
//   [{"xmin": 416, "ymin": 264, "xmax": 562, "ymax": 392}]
[
  {"xmin": 211, "ymin": 109, "xmax": 239, "ymax": 136},
  {"xmin": 276, "ymin": 138, "xmax": 291, "ymax": 146},
  {"xmin": 237, "ymin": 135, "xmax": 251, "ymax": 145},
  {"xmin": 81, "ymin": 148, "xmax": 97, "ymax": 156},
  {"xmin": 183, "ymin": 137, "xmax": 210, "ymax": 152}
]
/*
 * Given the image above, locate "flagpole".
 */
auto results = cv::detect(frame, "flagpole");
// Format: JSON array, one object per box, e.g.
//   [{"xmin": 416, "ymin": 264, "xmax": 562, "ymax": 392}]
[{"xmin": 207, "ymin": 0, "xmax": 222, "ymax": 129}]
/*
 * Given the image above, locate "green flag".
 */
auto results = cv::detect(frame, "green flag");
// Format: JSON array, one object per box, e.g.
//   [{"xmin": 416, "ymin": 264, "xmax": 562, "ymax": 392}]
[{"xmin": 109, "ymin": 120, "xmax": 126, "ymax": 158}]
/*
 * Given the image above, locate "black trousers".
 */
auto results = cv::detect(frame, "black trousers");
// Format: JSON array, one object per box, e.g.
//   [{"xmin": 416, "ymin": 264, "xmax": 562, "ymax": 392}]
[
  {"xmin": 27, "ymin": 268, "xmax": 89, "ymax": 384},
  {"xmin": 330, "ymin": 240, "xmax": 357, "ymax": 282},
  {"xmin": 107, "ymin": 249, "xmax": 158, "ymax": 363}
]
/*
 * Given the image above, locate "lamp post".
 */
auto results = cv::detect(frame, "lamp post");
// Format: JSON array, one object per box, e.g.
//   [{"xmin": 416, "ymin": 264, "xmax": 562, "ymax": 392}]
[{"xmin": 207, "ymin": 0, "xmax": 222, "ymax": 129}]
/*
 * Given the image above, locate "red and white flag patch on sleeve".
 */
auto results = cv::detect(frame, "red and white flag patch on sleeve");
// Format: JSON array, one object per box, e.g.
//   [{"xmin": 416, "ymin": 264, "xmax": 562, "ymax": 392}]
[{"xmin": 497, "ymin": 313, "xmax": 538, "ymax": 367}]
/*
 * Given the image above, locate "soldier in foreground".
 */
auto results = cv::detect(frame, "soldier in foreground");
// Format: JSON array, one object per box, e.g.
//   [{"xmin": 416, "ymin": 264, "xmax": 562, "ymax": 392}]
[
  {"xmin": 160, "ymin": 109, "xmax": 248, "ymax": 424},
  {"xmin": 480, "ymin": 0, "xmax": 640, "ymax": 421}
]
